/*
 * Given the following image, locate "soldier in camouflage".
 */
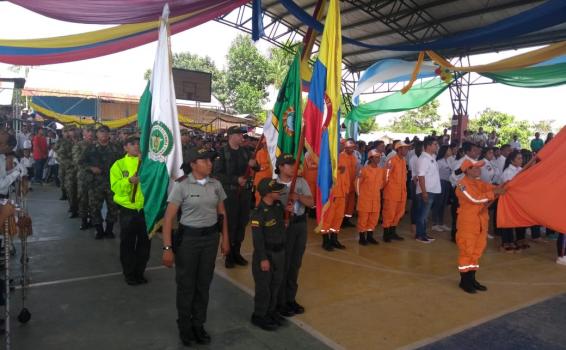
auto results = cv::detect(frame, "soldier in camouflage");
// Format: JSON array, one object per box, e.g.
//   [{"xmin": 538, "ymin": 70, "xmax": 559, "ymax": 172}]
[
  {"xmin": 65, "ymin": 126, "xmax": 80, "ymax": 218},
  {"xmin": 54, "ymin": 127, "xmax": 71, "ymax": 201},
  {"xmin": 80, "ymin": 125, "xmax": 122, "ymax": 239},
  {"xmin": 73, "ymin": 125, "xmax": 95, "ymax": 230},
  {"xmin": 55, "ymin": 126, "xmax": 77, "ymax": 214}
]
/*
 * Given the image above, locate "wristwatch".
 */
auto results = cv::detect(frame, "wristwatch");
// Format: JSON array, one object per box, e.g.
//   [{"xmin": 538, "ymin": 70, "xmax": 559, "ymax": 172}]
[{"xmin": 163, "ymin": 245, "xmax": 172, "ymax": 251}]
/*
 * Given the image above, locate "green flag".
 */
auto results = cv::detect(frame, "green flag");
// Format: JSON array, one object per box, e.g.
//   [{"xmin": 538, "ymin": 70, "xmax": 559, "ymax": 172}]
[{"xmin": 272, "ymin": 48, "xmax": 303, "ymax": 160}]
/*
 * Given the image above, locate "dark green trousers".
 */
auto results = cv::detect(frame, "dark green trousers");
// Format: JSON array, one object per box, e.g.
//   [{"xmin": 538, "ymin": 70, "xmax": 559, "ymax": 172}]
[
  {"xmin": 278, "ymin": 220, "xmax": 307, "ymax": 306},
  {"xmin": 175, "ymin": 233, "xmax": 220, "ymax": 328},
  {"xmin": 252, "ymin": 250, "xmax": 284, "ymax": 317}
]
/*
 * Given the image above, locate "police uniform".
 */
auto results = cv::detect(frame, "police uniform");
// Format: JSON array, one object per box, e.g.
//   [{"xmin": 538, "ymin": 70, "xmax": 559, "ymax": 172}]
[
  {"xmin": 110, "ymin": 136, "xmax": 150, "ymax": 285},
  {"xmin": 167, "ymin": 147, "xmax": 226, "ymax": 345},
  {"xmin": 80, "ymin": 125, "xmax": 121, "ymax": 239},
  {"xmin": 251, "ymin": 178, "xmax": 286, "ymax": 331},
  {"xmin": 73, "ymin": 126, "xmax": 95, "ymax": 229},
  {"xmin": 274, "ymin": 154, "xmax": 311, "ymax": 316},
  {"xmin": 213, "ymin": 126, "xmax": 258, "ymax": 267}
]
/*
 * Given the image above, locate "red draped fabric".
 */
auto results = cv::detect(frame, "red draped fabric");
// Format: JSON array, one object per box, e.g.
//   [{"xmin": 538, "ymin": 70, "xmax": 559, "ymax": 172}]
[{"xmin": 497, "ymin": 127, "xmax": 566, "ymax": 232}]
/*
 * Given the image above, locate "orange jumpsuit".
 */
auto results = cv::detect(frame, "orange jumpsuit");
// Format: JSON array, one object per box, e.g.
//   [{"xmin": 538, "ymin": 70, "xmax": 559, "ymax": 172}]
[
  {"xmin": 339, "ymin": 151, "xmax": 358, "ymax": 217},
  {"xmin": 321, "ymin": 157, "xmax": 350, "ymax": 233},
  {"xmin": 356, "ymin": 165, "xmax": 386, "ymax": 232},
  {"xmin": 303, "ymin": 152, "xmax": 318, "ymax": 206},
  {"xmin": 253, "ymin": 147, "xmax": 273, "ymax": 205},
  {"xmin": 382, "ymin": 155, "xmax": 407, "ymax": 228},
  {"xmin": 455, "ymin": 176, "xmax": 495, "ymax": 272}
]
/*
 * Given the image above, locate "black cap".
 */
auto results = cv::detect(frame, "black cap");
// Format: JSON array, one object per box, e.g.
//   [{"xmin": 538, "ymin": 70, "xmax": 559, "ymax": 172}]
[
  {"xmin": 257, "ymin": 178, "xmax": 285, "ymax": 197},
  {"xmin": 227, "ymin": 126, "xmax": 247, "ymax": 135},
  {"xmin": 185, "ymin": 146, "xmax": 215, "ymax": 163},
  {"xmin": 125, "ymin": 135, "xmax": 140, "ymax": 145},
  {"xmin": 276, "ymin": 153, "xmax": 295, "ymax": 168},
  {"xmin": 97, "ymin": 125, "xmax": 110, "ymax": 133}
]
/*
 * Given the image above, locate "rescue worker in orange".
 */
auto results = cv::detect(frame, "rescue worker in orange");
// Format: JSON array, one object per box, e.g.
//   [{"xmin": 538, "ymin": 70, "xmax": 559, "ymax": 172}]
[
  {"xmin": 382, "ymin": 141, "xmax": 409, "ymax": 242},
  {"xmin": 302, "ymin": 151, "xmax": 318, "ymax": 217},
  {"xmin": 455, "ymin": 159, "xmax": 505, "ymax": 294},
  {"xmin": 320, "ymin": 156, "xmax": 350, "ymax": 251},
  {"xmin": 339, "ymin": 139, "xmax": 359, "ymax": 227},
  {"xmin": 253, "ymin": 138, "xmax": 273, "ymax": 206},
  {"xmin": 356, "ymin": 149, "xmax": 387, "ymax": 246}
]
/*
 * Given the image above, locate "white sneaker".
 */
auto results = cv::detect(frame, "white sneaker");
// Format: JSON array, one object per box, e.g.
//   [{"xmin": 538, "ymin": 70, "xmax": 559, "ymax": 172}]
[
  {"xmin": 432, "ymin": 225, "xmax": 444, "ymax": 232},
  {"xmin": 556, "ymin": 256, "xmax": 566, "ymax": 266},
  {"xmin": 441, "ymin": 225, "xmax": 451, "ymax": 231}
]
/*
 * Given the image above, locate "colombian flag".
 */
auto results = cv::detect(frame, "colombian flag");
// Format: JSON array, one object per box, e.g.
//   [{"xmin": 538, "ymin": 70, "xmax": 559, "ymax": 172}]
[{"xmin": 303, "ymin": 0, "xmax": 342, "ymax": 227}]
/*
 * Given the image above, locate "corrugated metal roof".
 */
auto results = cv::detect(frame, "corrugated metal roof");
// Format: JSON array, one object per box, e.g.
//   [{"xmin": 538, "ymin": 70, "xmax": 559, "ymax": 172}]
[{"xmin": 259, "ymin": 0, "xmax": 566, "ymax": 72}]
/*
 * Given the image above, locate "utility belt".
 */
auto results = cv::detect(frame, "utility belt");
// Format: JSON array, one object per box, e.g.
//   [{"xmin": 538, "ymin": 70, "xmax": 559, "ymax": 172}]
[
  {"xmin": 290, "ymin": 213, "xmax": 306, "ymax": 224},
  {"xmin": 265, "ymin": 243, "xmax": 285, "ymax": 252},
  {"xmin": 178, "ymin": 223, "xmax": 219, "ymax": 237}
]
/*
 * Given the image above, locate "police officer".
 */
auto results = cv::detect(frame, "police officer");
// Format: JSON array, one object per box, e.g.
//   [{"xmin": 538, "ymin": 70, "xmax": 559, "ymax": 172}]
[
  {"xmin": 250, "ymin": 178, "xmax": 286, "ymax": 331},
  {"xmin": 213, "ymin": 126, "xmax": 258, "ymax": 268},
  {"xmin": 162, "ymin": 146, "xmax": 230, "ymax": 346},
  {"xmin": 80, "ymin": 125, "xmax": 121, "ymax": 239},
  {"xmin": 73, "ymin": 125, "xmax": 95, "ymax": 230},
  {"xmin": 110, "ymin": 136, "xmax": 151, "ymax": 286},
  {"xmin": 274, "ymin": 154, "xmax": 313, "ymax": 317}
]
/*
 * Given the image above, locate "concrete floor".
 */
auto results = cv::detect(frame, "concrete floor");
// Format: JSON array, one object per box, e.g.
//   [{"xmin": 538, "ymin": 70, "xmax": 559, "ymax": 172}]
[{"xmin": 5, "ymin": 184, "xmax": 566, "ymax": 349}]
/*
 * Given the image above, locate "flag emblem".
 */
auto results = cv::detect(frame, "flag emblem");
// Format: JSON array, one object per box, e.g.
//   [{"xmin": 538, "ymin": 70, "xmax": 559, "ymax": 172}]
[
  {"xmin": 149, "ymin": 121, "xmax": 174, "ymax": 162},
  {"xmin": 283, "ymin": 108, "xmax": 296, "ymax": 136}
]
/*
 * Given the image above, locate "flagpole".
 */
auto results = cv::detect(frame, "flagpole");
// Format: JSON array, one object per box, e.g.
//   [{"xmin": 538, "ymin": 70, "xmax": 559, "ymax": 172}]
[{"xmin": 284, "ymin": 117, "xmax": 305, "ymax": 226}]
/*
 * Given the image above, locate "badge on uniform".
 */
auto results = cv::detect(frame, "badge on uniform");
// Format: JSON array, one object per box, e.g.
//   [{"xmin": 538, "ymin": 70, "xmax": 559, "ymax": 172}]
[
  {"xmin": 265, "ymin": 219, "xmax": 276, "ymax": 227},
  {"xmin": 122, "ymin": 171, "xmax": 129, "ymax": 177}
]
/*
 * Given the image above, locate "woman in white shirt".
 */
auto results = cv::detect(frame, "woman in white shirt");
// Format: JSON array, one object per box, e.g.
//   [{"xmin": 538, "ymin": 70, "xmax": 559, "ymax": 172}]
[
  {"xmin": 432, "ymin": 145, "xmax": 453, "ymax": 232},
  {"xmin": 499, "ymin": 151, "xmax": 527, "ymax": 252}
]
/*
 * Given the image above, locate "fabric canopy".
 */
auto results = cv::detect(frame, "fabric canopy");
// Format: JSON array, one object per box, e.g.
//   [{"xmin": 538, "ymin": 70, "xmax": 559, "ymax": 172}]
[
  {"xmin": 8, "ymin": 0, "xmax": 238, "ymax": 24},
  {"xmin": 346, "ymin": 77, "xmax": 450, "ymax": 122},
  {"xmin": 280, "ymin": 0, "xmax": 566, "ymax": 51},
  {"xmin": 497, "ymin": 127, "xmax": 566, "ymax": 233},
  {"xmin": 480, "ymin": 62, "xmax": 566, "ymax": 88},
  {"xmin": 0, "ymin": 0, "xmax": 247, "ymax": 65}
]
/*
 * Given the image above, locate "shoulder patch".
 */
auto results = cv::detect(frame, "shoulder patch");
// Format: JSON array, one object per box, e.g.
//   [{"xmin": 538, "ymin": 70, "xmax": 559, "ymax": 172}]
[{"xmin": 251, "ymin": 220, "xmax": 260, "ymax": 227}]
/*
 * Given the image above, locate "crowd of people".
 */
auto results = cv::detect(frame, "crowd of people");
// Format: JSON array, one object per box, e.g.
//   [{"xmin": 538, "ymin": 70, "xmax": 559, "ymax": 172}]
[{"xmin": 0, "ymin": 120, "xmax": 564, "ymax": 345}]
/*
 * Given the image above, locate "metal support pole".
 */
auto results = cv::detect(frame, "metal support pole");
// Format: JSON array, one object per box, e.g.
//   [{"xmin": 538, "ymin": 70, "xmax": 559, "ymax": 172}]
[
  {"xmin": 4, "ymin": 218, "xmax": 11, "ymax": 350},
  {"xmin": 448, "ymin": 56, "xmax": 471, "ymax": 144}
]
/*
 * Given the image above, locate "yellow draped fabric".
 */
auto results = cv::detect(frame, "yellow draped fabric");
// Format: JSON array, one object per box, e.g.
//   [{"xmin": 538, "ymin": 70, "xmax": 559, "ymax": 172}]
[{"xmin": 401, "ymin": 51, "xmax": 425, "ymax": 94}]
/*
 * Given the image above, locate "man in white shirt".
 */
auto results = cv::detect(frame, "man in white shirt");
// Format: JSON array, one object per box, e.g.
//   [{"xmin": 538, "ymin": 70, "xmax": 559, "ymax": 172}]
[
  {"xmin": 415, "ymin": 137, "xmax": 441, "ymax": 243},
  {"xmin": 474, "ymin": 127, "xmax": 488, "ymax": 147},
  {"xmin": 510, "ymin": 135, "xmax": 521, "ymax": 150},
  {"xmin": 494, "ymin": 144, "xmax": 511, "ymax": 184}
]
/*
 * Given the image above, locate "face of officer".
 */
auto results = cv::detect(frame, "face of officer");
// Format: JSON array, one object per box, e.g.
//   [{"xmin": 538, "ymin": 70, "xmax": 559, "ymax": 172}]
[
  {"xmin": 266, "ymin": 191, "xmax": 281, "ymax": 202},
  {"xmin": 191, "ymin": 158, "xmax": 213, "ymax": 178},
  {"xmin": 369, "ymin": 155, "xmax": 381, "ymax": 166},
  {"xmin": 83, "ymin": 130, "xmax": 94, "ymax": 142},
  {"xmin": 124, "ymin": 141, "xmax": 140, "ymax": 157},
  {"xmin": 466, "ymin": 166, "xmax": 481, "ymax": 179},
  {"xmin": 97, "ymin": 130, "xmax": 110, "ymax": 144},
  {"xmin": 397, "ymin": 146, "xmax": 409, "ymax": 157},
  {"xmin": 228, "ymin": 133, "xmax": 244, "ymax": 147}
]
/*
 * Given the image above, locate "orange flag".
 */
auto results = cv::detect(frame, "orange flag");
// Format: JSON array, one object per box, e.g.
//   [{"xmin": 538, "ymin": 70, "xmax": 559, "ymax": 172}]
[{"xmin": 497, "ymin": 126, "xmax": 566, "ymax": 232}]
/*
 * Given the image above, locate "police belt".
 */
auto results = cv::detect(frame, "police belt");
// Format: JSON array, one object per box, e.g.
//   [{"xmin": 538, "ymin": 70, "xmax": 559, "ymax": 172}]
[
  {"xmin": 179, "ymin": 223, "xmax": 219, "ymax": 237},
  {"xmin": 290, "ymin": 213, "xmax": 306, "ymax": 224},
  {"xmin": 265, "ymin": 243, "xmax": 285, "ymax": 252}
]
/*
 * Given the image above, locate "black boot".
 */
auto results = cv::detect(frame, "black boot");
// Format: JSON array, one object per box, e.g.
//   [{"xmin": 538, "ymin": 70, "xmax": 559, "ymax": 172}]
[
  {"xmin": 341, "ymin": 217, "xmax": 355, "ymax": 228},
  {"xmin": 225, "ymin": 250, "xmax": 235, "ymax": 268},
  {"xmin": 331, "ymin": 233, "xmax": 346, "ymax": 249},
  {"xmin": 69, "ymin": 210, "xmax": 79, "ymax": 219},
  {"xmin": 94, "ymin": 224, "xmax": 104, "ymax": 240},
  {"xmin": 79, "ymin": 218, "xmax": 89, "ymax": 230},
  {"xmin": 177, "ymin": 319, "xmax": 195, "ymax": 346},
  {"xmin": 358, "ymin": 232, "xmax": 367, "ymax": 246},
  {"xmin": 366, "ymin": 231, "xmax": 379, "ymax": 245},
  {"xmin": 390, "ymin": 226, "xmax": 404, "ymax": 241},
  {"xmin": 59, "ymin": 191, "xmax": 68, "ymax": 201},
  {"xmin": 383, "ymin": 227, "xmax": 392, "ymax": 243},
  {"xmin": 233, "ymin": 243, "xmax": 248, "ymax": 266},
  {"xmin": 191, "ymin": 325, "xmax": 211, "ymax": 345},
  {"xmin": 104, "ymin": 222, "xmax": 115, "ymax": 239},
  {"xmin": 322, "ymin": 234, "xmax": 334, "ymax": 251},
  {"xmin": 459, "ymin": 272, "xmax": 477, "ymax": 294},
  {"xmin": 470, "ymin": 271, "xmax": 487, "ymax": 291}
]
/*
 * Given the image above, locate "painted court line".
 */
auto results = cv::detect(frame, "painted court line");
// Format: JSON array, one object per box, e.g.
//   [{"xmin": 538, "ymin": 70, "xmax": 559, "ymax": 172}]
[
  {"xmin": 399, "ymin": 292, "xmax": 565, "ymax": 350},
  {"xmin": 214, "ymin": 268, "xmax": 346, "ymax": 350}
]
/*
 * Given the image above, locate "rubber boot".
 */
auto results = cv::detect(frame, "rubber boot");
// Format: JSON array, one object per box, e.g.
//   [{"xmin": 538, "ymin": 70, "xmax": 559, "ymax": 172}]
[
  {"xmin": 470, "ymin": 271, "xmax": 487, "ymax": 291},
  {"xmin": 391, "ymin": 226, "xmax": 404, "ymax": 241},
  {"xmin": 383, "ymin": 227, "xmax": 392, "ymax": 243},
  {"xmin": 366, "ymin": 231, "xmax": 379, "ymax": 245},
  {"xmin": 94, "ymin": 224, "xmax": 105, "ymax": 240},
  {"xmin": 358, "ymin": 232, "xmax": 367, "ymax": 246},
  {"xmin": 79, "ymin": 217, "xmax": 89, "ymax": 231},
  {"xmin": 459, "ymin": 272, "xmax": 477, "ymax": 294},
  {"xmin": 341, "ymin": 217, "xmax": 355, "ymax": 228},
  {"xmin": 322, "ymin": 234, "xmax": 334, "ymax": 252},
  {"xmin": 331, "ymin": 233, "xmax": 346, "ymax": 249},
  {"xmin": 105, "ymin": 222, "xmax": 115, "ymax": 239}
]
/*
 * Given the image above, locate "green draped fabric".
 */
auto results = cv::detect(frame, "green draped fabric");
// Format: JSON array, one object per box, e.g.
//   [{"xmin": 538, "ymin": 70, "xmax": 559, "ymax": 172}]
[
  {"xmin": 481, "ymin": 62, "xmax": 566, "ymax": 88},
  {"xmin": 346, "ymin": 78, "xmax": 449, "ymax": 122}
]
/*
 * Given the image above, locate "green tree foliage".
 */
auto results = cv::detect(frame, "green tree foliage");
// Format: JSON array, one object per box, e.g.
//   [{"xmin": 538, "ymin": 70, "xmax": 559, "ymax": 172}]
[
  {"xmin": 358, "ymin": 118, "xmax": 379, "ymax": 134},
  {"xmin": 531, "ymin": 119, "xmax": 554, "ymax": 134},
  {"xmin": 389, "ymin": 99, "xmax": 441, "ymax": 133},
  {"xmin": 267, "ymin": 42, "xmax": 299, "ymax": 89},
  {"xmin": 468, "ymin": 108, "xmax": 533, "ymax": 146}
]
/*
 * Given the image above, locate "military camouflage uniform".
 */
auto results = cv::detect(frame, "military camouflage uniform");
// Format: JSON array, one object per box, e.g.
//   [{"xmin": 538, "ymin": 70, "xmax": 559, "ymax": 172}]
[
  {"xmin": 55, "ymin": 137, "xmax": 77, "ymax": 211},
  {"xmin": 73, "ymin": 137, "xmax": 94, "ymax": 220},
  {"xmin": 80, "ymin": 141, "xmax": 122, "ymax": 226},
  {"xmin": 53, "ymin": 137, "xmax": 70, "ymax": 198}
]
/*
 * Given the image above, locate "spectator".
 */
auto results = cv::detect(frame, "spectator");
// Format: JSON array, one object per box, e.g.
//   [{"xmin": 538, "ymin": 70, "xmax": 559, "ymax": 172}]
[
  {"xmin": 545, "ymin": 132, "xmax": 554, "ymax": 145},
  {"xmin": 474, "ymin": 127, "xmax": 488, "ymax": 147},
  {"xmin": 487, "ymin": 130, "xmax": 498, "ymax": 147},
  {"xmin": 510, "ymin": 135, "xmax": 521, "ymax": 150},
  {"xmin": 415, "ymin": 137, "xmax": 440, "ymax": 243},
  {"xmin": 530, "ymin": 132, "xmax": 544, "ymax": 153},
  {"xmin": 432, "ymin": 145, "xmax": 453, "ymax": 232},
  {"xmin": 32, "ymin": 128, "xmax": 48, "ymax": 184},
  {"xmin": 440, "ymin": 128, "xmax": 450, "ymax": 145}
]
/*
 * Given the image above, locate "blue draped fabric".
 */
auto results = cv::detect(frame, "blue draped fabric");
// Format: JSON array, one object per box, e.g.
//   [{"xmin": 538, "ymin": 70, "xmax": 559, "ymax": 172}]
[
  {"xmin": 252, "ymin": 0, "xmax": 265, "ymax": 41},
  {"xmin": 31, "ymin": 96, "xmax": 96, "ymax": 118},
  {"xmin": 279, "ymin": 0, "xmax": 566, "ymax": 51}
]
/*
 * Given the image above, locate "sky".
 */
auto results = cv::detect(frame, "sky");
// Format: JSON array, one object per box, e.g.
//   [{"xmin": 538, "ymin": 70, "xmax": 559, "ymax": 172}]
[{"xmin": 1, "ymin": 2, "xmax": 565, "ymax": 130}]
